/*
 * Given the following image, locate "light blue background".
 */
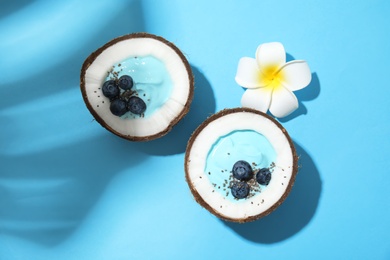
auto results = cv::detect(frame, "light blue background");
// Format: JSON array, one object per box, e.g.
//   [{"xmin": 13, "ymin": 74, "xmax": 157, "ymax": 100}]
[{"xmin": 1, "ymin": 0, "xmax": 389, "ymax": 259}]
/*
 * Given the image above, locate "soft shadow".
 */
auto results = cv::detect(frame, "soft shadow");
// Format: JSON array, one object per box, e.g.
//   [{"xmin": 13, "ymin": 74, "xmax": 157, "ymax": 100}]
[
  {"xmin": 0, "ymin": 0, "xmax": 145, "ymax": 247},
  {"xmin": 0, "ymin": 0, "xmax": 36, "ymax": 18},
  {"xmin": 278, "ymin": 54, "xmax": 321, "ymax": 123},
  {"xmin": 223, "ymin": 142, "xmax": 322, "ymax": 243},
  {"xmin": 0, "ymin": 134, "xmax": 147, "ymax": 247},
  {"xmin": 132, "ymin": 66, "xmax": 216, "ymax": 155},
  {"xmin": 0, "ymin": 0, "xmax": 145, "ymax": 110}
]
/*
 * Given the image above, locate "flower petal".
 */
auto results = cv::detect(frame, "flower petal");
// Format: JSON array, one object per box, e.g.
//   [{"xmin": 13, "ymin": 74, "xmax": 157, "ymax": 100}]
[
  {"xmin": 279, "ymin": 60, "xmax": 312, "ymax": 91},
  {"xmin": 269, "ymin": 86, "xmax": 298, "ymax": 118},
  {"xmin": 235, "ymin": 57, "xmax": 265, "ymax": 88},
  {"xmin": 256, "ymin": 42, "xmax": 286, "ymax": 71},
  {"xmin": 241, "ymin": 87, "xmax": 272, "ymax": 112}
]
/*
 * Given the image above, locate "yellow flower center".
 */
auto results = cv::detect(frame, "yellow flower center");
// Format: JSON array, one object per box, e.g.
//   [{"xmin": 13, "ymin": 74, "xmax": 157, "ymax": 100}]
[{"xmin": 258, "ymin": 65, "xmax": 284, "ymax": 92}]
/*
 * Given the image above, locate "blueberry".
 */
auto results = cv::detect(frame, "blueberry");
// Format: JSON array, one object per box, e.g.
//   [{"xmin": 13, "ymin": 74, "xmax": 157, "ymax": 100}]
[
  {"xmin": 127, "ymin": 96, "xmax": 146, "ymax": 115},
  {"xmin": 231, "ymin": 182, "xmax": 250, "ymax": 199},
  {"xmin": 232, "ymin": 160, "xmax": 253, "ymax": 181},
  {"xmin": 102, "ymin": 80, "xmax": 120, "ymax": 99},
  {"xmin": 118, "ymin": 75, "xmax": 134, "ymax": 90},
  {"xmin": 256, "ymin": 168, "xmax": 272, "ymax": 185},
  {"xmin": 110, "ymin": 99, "xmax": 128, "ymax": 116}
]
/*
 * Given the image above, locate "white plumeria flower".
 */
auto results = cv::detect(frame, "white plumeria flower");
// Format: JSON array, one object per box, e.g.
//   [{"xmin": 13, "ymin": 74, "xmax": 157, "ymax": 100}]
[{"xmin": 235, "ymin": 42, "xmax": 312, "ymax": 118}]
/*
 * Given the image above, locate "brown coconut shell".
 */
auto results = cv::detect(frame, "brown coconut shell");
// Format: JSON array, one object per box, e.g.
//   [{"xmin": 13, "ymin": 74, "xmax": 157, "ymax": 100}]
[
  {"xmin": 80, "ymin": 32, "xmax": 194, "ymax": 141},
  {"xmin": 184, "ymin": 108, "xmax": 298, "ymax": 223}
]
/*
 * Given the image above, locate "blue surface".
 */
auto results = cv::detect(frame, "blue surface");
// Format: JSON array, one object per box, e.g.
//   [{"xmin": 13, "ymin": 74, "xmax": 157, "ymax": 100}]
[{"xmin": 1, "ymin": 0, "xmax": 389, "ymax": 259}]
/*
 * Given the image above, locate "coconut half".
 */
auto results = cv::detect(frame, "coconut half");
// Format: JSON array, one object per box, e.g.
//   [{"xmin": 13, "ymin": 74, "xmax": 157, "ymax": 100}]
[
  {"xmin": 80, "ymin": 33, "xmax": 194, "ymax": 141},
  {"xmin": 185, "ymin": 108, "xmax": 298, "ymax": 223}
]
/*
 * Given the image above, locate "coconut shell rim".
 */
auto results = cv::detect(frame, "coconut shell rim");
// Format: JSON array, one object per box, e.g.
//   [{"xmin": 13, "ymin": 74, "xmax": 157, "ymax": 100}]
[
  {"xmin": 184, "ymin": 107, "xmax": 299, "ymax": 223},
  {"xmin": 80, "ymin": 32, "xmax": 194, "ymax": 142}
]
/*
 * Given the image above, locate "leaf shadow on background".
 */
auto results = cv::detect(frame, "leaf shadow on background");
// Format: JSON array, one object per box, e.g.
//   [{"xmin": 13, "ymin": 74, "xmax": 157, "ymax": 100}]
[
  {"xmin": 0, "ymin": 0, "xmax": 146, "ymax": 247},
  {"xmin": 0, "ymin": 0, "xmax": 145, "ymax": 111},
  {"xmin": 0, "ymin": 0, "xmax": 36, "ymax": 18},
  {"xmin": 223, "ymin": 142, "xmax": 322, "ymax": 243},
  {"xmin": 0, "ymin": 134, "xmax": 147, "ymax": 247},
  {"xmin": 133, "ymin": 66, "xmax": 216, "ymax": 155},
  {"xmin": 278, "ymin": 53, "xmax": 321, "ymax": 123}
]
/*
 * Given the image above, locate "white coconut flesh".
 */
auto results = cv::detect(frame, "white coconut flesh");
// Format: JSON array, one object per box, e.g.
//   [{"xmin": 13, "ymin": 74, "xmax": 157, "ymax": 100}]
[
  {"xmin": 82, "ymin": 34, "xmax": 192, "ymax": 140},
  {"xmin": 185, "ymin": 109, "xmax": 297, "ymax": 222}
]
